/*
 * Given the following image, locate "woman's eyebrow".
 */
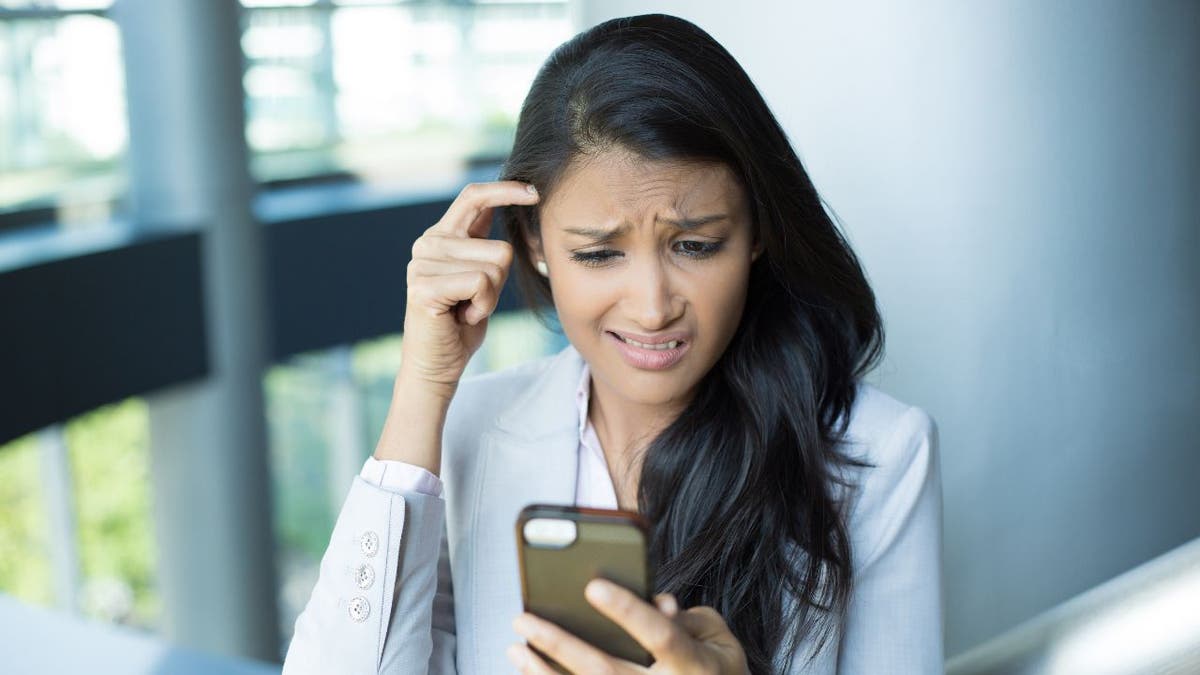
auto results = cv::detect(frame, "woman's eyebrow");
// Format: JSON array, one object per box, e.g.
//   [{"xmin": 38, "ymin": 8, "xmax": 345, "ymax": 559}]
[{"xmin": 564, "ymin": 214, "xmax": 728, "ymax": 240}]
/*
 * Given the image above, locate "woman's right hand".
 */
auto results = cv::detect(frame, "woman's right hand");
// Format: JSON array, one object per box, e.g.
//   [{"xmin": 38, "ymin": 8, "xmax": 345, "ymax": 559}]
[{"xmin": 397, "ymin": 180, "xmax": 540, "ymax": 402}]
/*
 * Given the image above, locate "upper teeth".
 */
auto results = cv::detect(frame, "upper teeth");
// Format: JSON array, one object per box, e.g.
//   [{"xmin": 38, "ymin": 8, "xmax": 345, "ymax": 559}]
[{"xmin": 618, "ymin": 335, "xmax": 679, "ymax": 350}]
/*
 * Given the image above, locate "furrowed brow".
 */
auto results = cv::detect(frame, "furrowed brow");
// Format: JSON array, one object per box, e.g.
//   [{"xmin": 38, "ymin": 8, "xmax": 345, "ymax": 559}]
[
  {"xmin": 562, "ymin": 224, "xmax": 629, "ymax": 241},
  {"xmin": 563, "ymin": 214, "xmax": 728, "ymax": 241}
]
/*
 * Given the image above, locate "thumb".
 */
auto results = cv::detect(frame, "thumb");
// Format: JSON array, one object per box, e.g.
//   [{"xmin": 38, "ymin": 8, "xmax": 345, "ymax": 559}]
[
  {"xmin": 677, "ymin": 606, "xmax": 735, "ymax": 643},
  {"xmin": 677, "ymin": 606, "xmax": 749, "ymax": 672}
]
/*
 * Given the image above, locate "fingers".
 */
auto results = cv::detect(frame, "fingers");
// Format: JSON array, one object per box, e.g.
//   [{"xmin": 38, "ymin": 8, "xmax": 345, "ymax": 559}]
[
  {"xmin": 410, "ymin": 233, "xmax": 514, "ymax": 269},
  {"xmin": 654, "ymin": 593, "xmax": 679, "ymax": 618},
  {"xmin": 406, "ymin": 269, "xmax": 499, "ymax": 326},
  {"xmin": 585, "ymin": 578, "xmax": 695, "ymax": 664},
  {"xmin": 512, "ymin": 612, "xmax": 633, "ymax": 675},
  {"xmin": 675, "ymin": 605, "xmax": 734, "ymax": 642},
  {"xmin": 433, "ymin": 180, "xmax": 539, "ymax": 239},
  {"xmin": 675, "ymin": 605, "xmax": 748, "ymax": 669},
  {"xmin": 506, "ymin": 642, "xmax": 560, "ymax": 675},
  {"xmin": 407, "ymin": 236, "xmax": 513, "ymax": 326},
  {"xmin": 407, "ymin": 258, "xmax": 507, "ymax": 309},
  {"xmin": 393, "ymin": 181, "xmax": 535, "ymax": 390},
  {"xmin": 406, "ymin": 181, "xmax": 530, "ymax": 326}
]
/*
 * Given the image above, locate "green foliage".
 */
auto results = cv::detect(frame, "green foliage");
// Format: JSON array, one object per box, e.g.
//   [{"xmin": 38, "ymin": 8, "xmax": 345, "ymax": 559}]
[
  {"xmin": 265, "ymin": 362, "xmax": 336, "ymax": 561},
  {"xmin": 0, "ymin": 397, "xmax": 158, "ymax": 629},
  {"xmin": 351, "ymin": 333, "xmax": 405, "ymax": 383},
  {"xmin": 482, "ymin": 310, "xmax": 558, "ymax": 372},
  {"xmin": 65, "ymin": 398, "xmax": 158, "ymax": 628},
  {"xmin": 0, "ymin": 435, "xmax": 54, "ymax": 606}
]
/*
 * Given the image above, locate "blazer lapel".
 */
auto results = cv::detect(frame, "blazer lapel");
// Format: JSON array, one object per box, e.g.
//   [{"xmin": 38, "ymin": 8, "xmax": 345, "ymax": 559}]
[{"xmin": 467, "ymin": 344, "xmax": 585, "ymax": 671}]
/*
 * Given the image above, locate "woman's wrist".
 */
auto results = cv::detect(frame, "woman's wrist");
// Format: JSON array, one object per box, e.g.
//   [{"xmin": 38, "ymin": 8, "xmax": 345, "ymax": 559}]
[{"xmin": 372, "ymin": 374, "xmax": 453, "ymax": 474}]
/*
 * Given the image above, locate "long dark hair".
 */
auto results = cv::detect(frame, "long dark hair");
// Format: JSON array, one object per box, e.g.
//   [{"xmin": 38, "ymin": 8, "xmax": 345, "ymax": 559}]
[{"xmin": 499, "ymin": 14, "xmax": 883, "ymax": 673}]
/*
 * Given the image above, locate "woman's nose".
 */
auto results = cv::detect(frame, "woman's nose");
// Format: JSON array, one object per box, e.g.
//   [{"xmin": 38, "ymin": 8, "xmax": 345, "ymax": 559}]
[{"xmin": 623, "ymin": 255, "xmax": 682, "ymax": 328}]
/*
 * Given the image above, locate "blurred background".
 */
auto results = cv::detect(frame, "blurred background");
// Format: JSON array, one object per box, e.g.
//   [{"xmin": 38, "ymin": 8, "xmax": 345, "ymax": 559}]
[{"xmin": 0, "ymin": 0, "xmax": 1197, "ymax": 672}]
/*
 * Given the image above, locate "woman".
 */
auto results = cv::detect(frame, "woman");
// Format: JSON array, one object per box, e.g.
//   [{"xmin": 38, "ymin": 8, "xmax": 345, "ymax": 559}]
[{"xmin": 283, "ymin": 13, "xmax": 941, "ymax": 675}]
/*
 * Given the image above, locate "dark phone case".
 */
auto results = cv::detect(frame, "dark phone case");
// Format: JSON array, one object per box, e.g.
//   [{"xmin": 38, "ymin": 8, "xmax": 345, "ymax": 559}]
[{"xmin": 516, "ymin": 503, "xmax": 655, "ymax": 672}]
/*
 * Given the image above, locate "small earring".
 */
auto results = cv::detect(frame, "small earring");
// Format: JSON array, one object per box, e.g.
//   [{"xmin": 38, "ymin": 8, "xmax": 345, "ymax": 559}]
[{"xmin": 536, "ymin": 260, "xmax": 549, "ymax": 277}]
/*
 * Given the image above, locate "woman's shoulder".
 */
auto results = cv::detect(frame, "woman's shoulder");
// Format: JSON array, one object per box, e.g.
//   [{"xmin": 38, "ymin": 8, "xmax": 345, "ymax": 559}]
[
  {"xmin": 838, "ymin": 380, "xmax": 937, "ymax": 464},
  {"xmin": 834, "ymin": 381, "xmax": 941, "ymax": 569}
]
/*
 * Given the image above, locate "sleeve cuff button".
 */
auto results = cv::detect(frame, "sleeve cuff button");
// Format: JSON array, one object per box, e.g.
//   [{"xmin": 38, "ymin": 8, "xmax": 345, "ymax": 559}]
[
  {"xmin": 359, "ymin": 531, "xmax": 380, "ymax": 557},
  {"xmin": 348, "ymin": 596, "xmax": 370, "ymax": 622},
  {"xmin": 354, "ymin": 563, "xmax": 375, "ymax": 590}
]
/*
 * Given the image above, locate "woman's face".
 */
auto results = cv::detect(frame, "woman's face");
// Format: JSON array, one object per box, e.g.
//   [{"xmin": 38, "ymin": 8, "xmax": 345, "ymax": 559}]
[{"xmin": 533, "ymin": 148, "xmax": 761, "ymax": 411}]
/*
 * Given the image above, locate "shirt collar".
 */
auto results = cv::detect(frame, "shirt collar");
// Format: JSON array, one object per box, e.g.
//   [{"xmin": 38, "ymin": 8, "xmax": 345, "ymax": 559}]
[{"xmin": 574, "ymin": 358, "xmax": 591, "ymax": 436}]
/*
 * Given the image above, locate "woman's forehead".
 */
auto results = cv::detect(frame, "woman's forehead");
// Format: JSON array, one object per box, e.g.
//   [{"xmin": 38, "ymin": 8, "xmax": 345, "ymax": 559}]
[{"xmin": 543, "ymin": 151, "xmax": 745, "ymax": 229}]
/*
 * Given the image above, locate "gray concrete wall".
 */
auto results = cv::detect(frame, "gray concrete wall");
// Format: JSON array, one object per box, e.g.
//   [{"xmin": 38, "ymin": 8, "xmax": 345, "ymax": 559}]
[{"xmin": 577, "ymin": 0, "xmax": 1200, "ymax": 656}]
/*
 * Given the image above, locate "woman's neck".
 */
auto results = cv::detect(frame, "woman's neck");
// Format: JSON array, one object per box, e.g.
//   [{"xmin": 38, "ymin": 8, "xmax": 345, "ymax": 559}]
[{"xmin": 587, "ymin": 376, "xmax": 690, "ymax": 509}]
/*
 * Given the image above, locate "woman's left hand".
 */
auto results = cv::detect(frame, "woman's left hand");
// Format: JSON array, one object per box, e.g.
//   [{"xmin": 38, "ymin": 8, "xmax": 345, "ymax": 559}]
[{"xmin": 508, "ymin": 577, "xmax": 750, "ymax": 674}]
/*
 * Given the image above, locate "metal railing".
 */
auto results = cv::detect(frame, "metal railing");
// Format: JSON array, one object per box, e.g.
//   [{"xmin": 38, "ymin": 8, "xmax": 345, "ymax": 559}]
[{"xmin": 947, "ymin": 536, "xmax": 1200, "ymax": 674}]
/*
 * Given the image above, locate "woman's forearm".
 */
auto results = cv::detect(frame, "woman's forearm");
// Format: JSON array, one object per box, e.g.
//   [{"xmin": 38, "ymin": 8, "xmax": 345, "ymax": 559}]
[{"xmin": 373, "ymin": 375, "xmax": 453, "ymax": 475}]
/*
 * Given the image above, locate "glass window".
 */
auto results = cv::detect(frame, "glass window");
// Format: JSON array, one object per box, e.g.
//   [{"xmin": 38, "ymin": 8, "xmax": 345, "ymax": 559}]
[
  {"xmin": 0, "ymin": 436, "xmax": 54, "ymax": 608},
  {"xmin": 0, "ymin": 2, "xmax": 127, "ymax": 229},
  {"xmin": 1, "ymin": 0, "xmax": 571, "ymax": 227},
  {"xmin": 240, "ymin": 0, "xmax": 572, "ymax": 190},
  {"xmin": 0, "ymin": 398, "xmax": 158, "ymax": 630},
  {"xmin": 65, "ymin": 399, "xmax": 158, "ymax": 628}
]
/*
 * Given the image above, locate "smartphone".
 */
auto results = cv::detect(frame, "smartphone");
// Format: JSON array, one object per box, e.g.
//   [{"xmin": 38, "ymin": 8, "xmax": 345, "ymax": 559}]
[{"xmin": 515, "ymin": 503, "xmax": 655, "ymax": 672}]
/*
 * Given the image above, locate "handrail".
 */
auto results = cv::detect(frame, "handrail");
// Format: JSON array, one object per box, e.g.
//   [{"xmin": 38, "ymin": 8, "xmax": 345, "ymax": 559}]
[{"xmin": 947, "ymin": 536, "xmax": 1200, "ymax": 674}]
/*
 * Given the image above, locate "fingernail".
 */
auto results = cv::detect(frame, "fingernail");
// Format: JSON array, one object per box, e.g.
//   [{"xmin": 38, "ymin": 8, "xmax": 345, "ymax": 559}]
[
  {"xmin": 526, "ymin": 183, "xmax": 538, "ymax": 195},
  {"xmin": 512, "ymin": 612, "xmax": 533, "ymax": 635},
  {"xmin": 586, "ymin": 578, "xmax": 613, "ymax": 603},
  {"xmin": 661, "ymin": 594, "xmax": 678, "ymax": 616}
]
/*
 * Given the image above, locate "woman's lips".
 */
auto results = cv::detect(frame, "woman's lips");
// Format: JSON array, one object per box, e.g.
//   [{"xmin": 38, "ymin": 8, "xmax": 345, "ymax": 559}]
[{"xmin": 606, "ymin": 331, "xmax": 690, "ymax": 370}]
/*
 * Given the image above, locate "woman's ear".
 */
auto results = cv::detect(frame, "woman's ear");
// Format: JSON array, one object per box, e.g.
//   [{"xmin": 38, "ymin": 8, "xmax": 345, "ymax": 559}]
[
  {"xmin": 523, "ymin": 232, "xmax": 552, "ymax": 279},
  {"xmin": 525, "ymin": 233, "xmax": 544, "ymax": 266}
]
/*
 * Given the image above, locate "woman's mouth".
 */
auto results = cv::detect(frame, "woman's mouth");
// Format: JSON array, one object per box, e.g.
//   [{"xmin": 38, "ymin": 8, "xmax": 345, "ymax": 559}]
[
  {"xmin": 606, "ymin": 331, "xmax": 690, "ymax": 370},
  {"xmin": 615, "ymin": 335, "xmax": 682, "ymax": 350}
]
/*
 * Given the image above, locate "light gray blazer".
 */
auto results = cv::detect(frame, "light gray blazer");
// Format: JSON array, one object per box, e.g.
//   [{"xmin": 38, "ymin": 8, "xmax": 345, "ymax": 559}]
[{"xmin": 281, "ymin": 344, "xmax": 943, "ymax": 674}]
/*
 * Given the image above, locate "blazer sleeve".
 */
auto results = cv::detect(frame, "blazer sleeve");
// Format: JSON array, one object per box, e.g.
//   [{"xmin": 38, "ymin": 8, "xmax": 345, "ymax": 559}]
[
  {"xmin": 835, "ymin": 405, "xmax": 944, "ymax": 673},
  {"xmin": 281, "ymin": 477, "xmax": 456, "ymax": 674}
]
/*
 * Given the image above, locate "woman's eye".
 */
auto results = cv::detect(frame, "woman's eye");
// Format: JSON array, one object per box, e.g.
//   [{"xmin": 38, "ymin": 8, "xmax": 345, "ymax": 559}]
[
  {"xmin": 676, "ymin": 240, "xmax": 723, "ymax": 258},
  {"xmin": 568, "ymin": 240, "xmax": 724, "ymax": 268},
  {"xmin": 569, "ymin": 250, "xmax": 621, "ymax": 267}
]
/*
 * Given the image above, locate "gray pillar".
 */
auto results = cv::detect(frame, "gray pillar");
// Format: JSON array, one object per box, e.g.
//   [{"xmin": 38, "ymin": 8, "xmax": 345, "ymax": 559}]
[
  {"xmin": 38, "ymin": 426, "xmax": 81, "ymax": 615},
  {"xmin": 112, "ymin": 0, "xmax": 280, "ymax": 661}
]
